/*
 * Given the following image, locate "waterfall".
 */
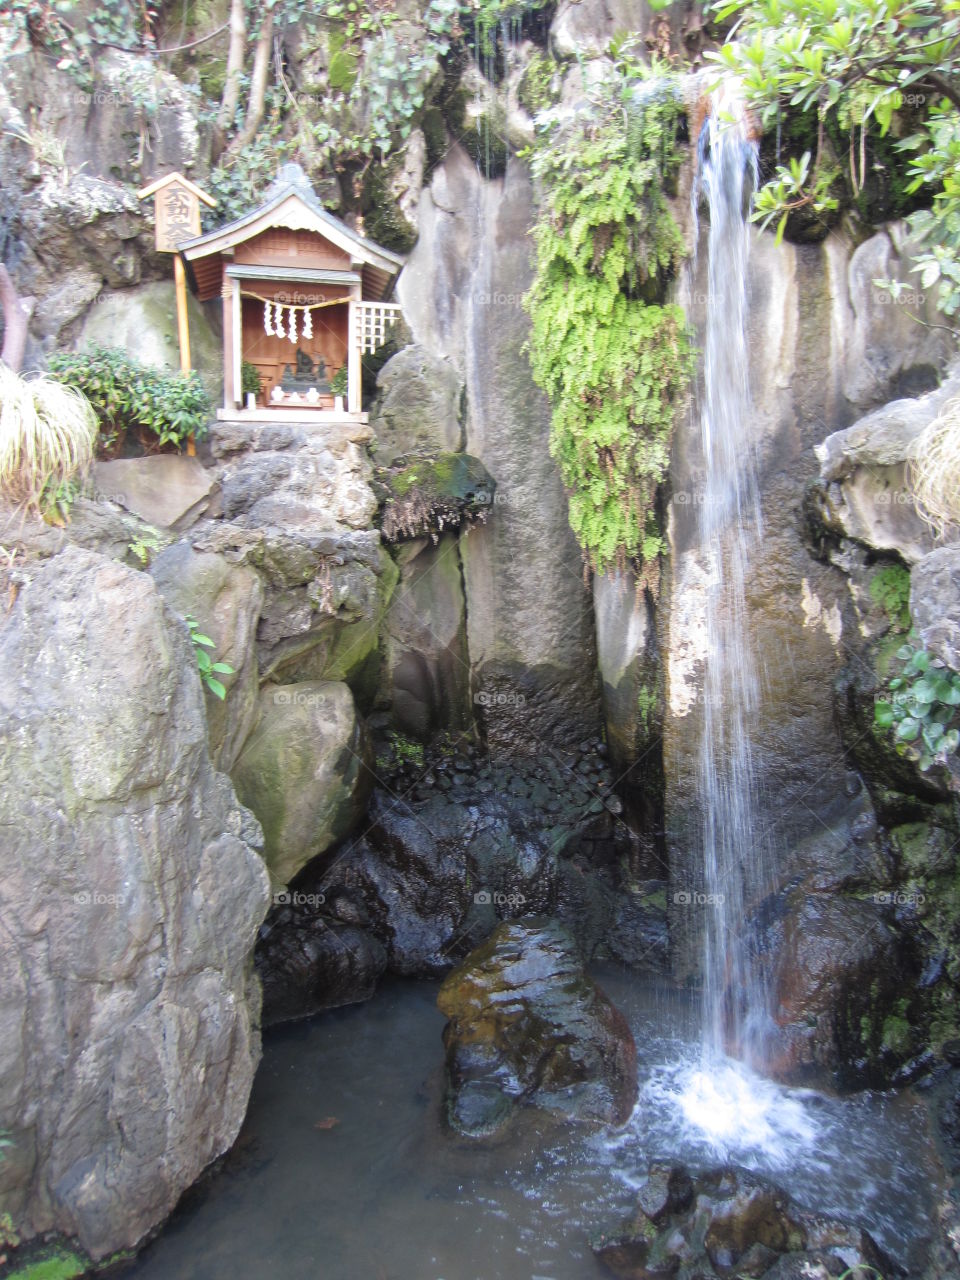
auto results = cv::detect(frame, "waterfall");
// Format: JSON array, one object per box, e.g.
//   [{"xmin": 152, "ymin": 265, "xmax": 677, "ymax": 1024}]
[{"xmin": 689, "ymin": 89, "xmax": 769, "ymax": 1066}]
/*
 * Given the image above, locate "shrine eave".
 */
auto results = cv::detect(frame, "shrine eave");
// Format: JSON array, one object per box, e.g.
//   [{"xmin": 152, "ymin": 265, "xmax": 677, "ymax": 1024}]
[{"xmin": 224, "ymin": 264, "xmax": 362, "ymax": 286}]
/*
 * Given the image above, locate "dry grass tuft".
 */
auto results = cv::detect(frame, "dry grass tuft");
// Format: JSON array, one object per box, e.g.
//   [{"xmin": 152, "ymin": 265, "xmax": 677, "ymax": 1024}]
[{"xmin": 0, "ymin": 363, "xmax": 99, "ymax": 510}]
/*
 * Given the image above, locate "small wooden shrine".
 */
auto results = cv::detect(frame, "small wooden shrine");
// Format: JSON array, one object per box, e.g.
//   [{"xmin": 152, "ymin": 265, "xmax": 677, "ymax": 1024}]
[{"xmin": 179, "ymin": 163, "xmax": 404, "ymax": 421}]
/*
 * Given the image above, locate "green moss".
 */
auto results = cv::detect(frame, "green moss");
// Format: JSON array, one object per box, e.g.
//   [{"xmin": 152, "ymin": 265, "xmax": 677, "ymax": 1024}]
[
  {"xmin": 8, "ymin": 1250, "xmax": 87, "ymax": 1280},
  {"xmin": 361, "ymin": 153, "xmax": 419, "ymax": 254},
  {"xmin": 881, "ymin": 1013, "xmax": 912, "ymax": 1055},
  {"xmin": 327, "ymin": 31, "xmax": 359, "ymax": 93},
  {"xmin": 868, "ymin": 563, "xmax": 911, "ymax": 631},
  {"xmin": 636, "ymin": 684, "xmax": 658, "ymax": 736},
  {"xmin": 527, "ymin": 68, "xmax": 693, "ymax": 580},
  {"xmin": 380, "ymin": 453, "xmax": 496, "ymax": 542}
]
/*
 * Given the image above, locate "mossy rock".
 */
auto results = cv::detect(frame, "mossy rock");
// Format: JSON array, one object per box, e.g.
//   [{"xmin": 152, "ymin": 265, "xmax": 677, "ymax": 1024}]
[
  {"xmin": 361, "ymin": 154, "xmax": 419, "ymax": 254},
  {"xmin": 5, "ymin": 1246, "xmax": 88, "ymax": 1280},
  {"xmin": 460, "ymin": 112, "xmax": 509, "ymax": 179},
  {"xmin": 379, "ymin": 453, "xmax": 496, "ymax": 542}
]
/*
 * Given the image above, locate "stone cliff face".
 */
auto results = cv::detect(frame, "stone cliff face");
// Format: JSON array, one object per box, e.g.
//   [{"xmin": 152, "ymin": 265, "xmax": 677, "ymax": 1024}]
[{"xmin": 0, "ymin": 548, "xmax": 271, "ymax": 1260}]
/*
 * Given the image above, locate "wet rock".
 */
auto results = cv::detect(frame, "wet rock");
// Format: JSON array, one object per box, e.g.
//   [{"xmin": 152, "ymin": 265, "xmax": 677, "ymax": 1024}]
[
  {"xmin": 593, "ymin": 1164, "xmax": 900, "ymax": 1280},
  {"xmin": 748, "ymin": 890, "xmax": 918, "ymax": 1086},
  {"xmin": 437, "ymin": 919, "xmax": 637, "ymax": 1137},
  {"xmin": 318, "ymin": 758, "xmax": 618, "ymax": 976},
  {"xmin": 0, "ymin": 547, "xmax": 270, "ymax": 1259},
  {"xmin": 369, "ymin": 343, "xmax": 463, "ymax": 465},
  {"xmin": 255, "ymin": 906, "xmax": 387, "ymax": 1026},
  {"xmin": 231, "ymin": 681, "xmax": 372, "ymax": 886},
  {"xmin": 605, "ymin": 885, "xmax": 670, "ymax": 974}
]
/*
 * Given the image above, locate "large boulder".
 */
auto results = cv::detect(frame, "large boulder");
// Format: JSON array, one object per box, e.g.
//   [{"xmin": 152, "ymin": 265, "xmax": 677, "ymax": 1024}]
[
  {"xmin": 79, "ymin": 280, "xmax": 222, "ymax": 399},
  {"xmin": 369, "ymin": 342, "xmax": 464, "ymax": 465},
  {"xmin": 749, "ymin": 890, "xmax": 919, "ymax": 1086},
  {"xmin": 231, "ymin": 680, "xmax": 372, "ymax": 886},
  {"xmin": 150, "ymin": 540, "xmax": 264, "ymax": 771},
  {"xmin": 812, "ymin": 367, "xmax": 960, "ymax": 564},
  {"xmin": 190, "ymin": 523, "xmax": 397, "ymax": 706},
  {"xmin": 0, "ymin": 546, "xmax": 270, "ymax": 1260},
  {"xmin": 437, "ymin": 919, "xmax": 637, "ymax": 1137}
]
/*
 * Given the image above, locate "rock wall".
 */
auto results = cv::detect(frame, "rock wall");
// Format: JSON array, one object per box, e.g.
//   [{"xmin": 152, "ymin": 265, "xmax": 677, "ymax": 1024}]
[
  {"xmin": 399, "ymin": 146, "xmax": 601, "ymax": 753},
  {"xmin": 663, "ymin": 223, "xmax": 951, "ymax": 981},
  {"xmin": 0, "ymin": 547, "xmax": 271, "ymax": 1260}
]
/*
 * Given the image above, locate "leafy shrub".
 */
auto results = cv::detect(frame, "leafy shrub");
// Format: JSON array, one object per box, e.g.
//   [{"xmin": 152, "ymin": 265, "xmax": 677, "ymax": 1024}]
[
  {"xmin": 526, "ymin": 58, "xmax": 693, "ymax": 580},
  {"xmin": 0, "ymin": 364, "xmax": 98, "ymax": 511},
  {"xmin": 241, "ymin": 361, "xmax": 263, "ymax": 396},
  {"xmin": 47, "ymin": 347, "xmax": 211, "ymax": 453},
  {"xmin": 875, "ymin": 634, "xmax": 960, "ymax": 772}
]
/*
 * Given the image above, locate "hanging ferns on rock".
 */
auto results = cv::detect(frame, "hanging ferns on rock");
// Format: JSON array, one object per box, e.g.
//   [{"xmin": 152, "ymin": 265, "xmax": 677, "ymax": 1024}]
[{"xmin": 526, "ymin": 62, "xmax": 693, "ymax": 583}]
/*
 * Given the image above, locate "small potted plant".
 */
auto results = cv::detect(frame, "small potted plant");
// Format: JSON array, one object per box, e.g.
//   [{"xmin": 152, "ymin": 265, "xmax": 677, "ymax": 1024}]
[
  {"xmin": 330, "ymin": 365, "xmax": 348, "ymax": 413},
  {"xmin": 241, "ymin": 361, "xmax": 262, "ymax": 410}
]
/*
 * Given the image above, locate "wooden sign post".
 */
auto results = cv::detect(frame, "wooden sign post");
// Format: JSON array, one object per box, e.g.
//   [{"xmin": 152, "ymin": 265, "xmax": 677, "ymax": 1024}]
[{"xmin": 137, "ymin": 173, "xmax": 216, "ymax": 454}]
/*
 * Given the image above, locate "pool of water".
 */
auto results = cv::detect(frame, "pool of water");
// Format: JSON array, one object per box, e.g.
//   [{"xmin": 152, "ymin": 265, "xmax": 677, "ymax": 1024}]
[{"xmin": 123, "ymin": 970, "xmax": 944, "ymax": 1280}]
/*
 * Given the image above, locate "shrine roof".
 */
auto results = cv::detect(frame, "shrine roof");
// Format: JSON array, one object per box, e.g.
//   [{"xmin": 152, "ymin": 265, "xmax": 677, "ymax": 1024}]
[{"xmin": 178, "ymin": 163, "xmax": 404, "ymax": 282}]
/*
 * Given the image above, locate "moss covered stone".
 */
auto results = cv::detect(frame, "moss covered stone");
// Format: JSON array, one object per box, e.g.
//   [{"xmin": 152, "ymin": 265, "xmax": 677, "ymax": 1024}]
[{"xmin": 380, "ymin": 453, "xmax": 495, "ymax": 542}]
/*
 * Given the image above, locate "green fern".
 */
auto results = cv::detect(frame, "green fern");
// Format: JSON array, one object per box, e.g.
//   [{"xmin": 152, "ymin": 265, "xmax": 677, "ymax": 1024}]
[{"xmin": 525, "ymin": 61, "xmax": 693, "ymax": 580}]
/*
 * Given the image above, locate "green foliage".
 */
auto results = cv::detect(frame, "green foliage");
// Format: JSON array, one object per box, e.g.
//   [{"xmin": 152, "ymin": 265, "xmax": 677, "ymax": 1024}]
[
  {"xmin": 526, "ymin": 59, "xmax": 693, "ymax": 577},
  {"xmin": 39, "ymin": 476, "xmax": 78, "ymax": 527},
  {"xmin": 184, "ymin": 615, "xmax": 234, "ymax": 701},
  {"xmin": 517, "ymin": 50, "xmax": 561, "ymax": 116},
  {"xmin": 47, "ymin": 347, "xmax": 210, "ymax": 452},
  {"xmin": 709, "ymin": 0, "xmax": 960, "ymax": 318},
  {"xmin": 128, "ymin": 525, "xmax": 163, "ymax": 567},
  {"xmin": 206, "ymin": 132, "xmax": 294, "ymax": 228},
  {"xmin": 874, "ymin": 632, "xmax": 960, "ymax": 772},
  {"xmin": 329, "ymin": 365, "xmax": 348, "ymax": 397},
  {"xmin": 868, "ymin": 563, "xmax": 911, "ymax": 630},
  {"xmin": 241, "ymin": 361, "xmax": 263, "ymax": 396}
]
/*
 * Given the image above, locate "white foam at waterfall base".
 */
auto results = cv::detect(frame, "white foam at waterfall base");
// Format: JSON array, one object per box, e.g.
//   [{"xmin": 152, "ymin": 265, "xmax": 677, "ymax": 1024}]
[{"xmin": 603, "ymin": 1049, "xmax": 817, "ymax": 1174}]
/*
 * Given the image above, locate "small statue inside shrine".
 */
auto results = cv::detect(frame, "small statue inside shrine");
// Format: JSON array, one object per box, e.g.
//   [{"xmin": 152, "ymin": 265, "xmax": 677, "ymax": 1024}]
[{"xmin": 280, "ymin": 350, "xmax": 330, "ymax": 393}]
